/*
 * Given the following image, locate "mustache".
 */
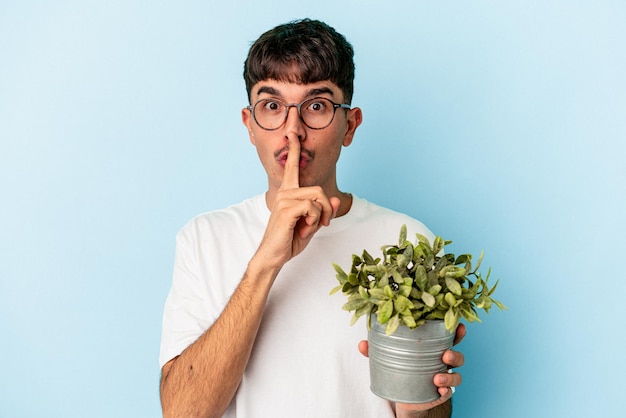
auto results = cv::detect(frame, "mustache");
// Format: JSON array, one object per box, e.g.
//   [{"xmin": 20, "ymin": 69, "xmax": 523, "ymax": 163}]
[{"xmin": 274, "ymin": 145, "xmax": 315, "ymax": 160}]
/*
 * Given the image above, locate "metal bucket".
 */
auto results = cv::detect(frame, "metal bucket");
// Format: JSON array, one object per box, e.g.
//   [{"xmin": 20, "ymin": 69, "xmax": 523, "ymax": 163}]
[{"xmin": 368, "ymin": 317, "xmax": 456, "ymax": 403}]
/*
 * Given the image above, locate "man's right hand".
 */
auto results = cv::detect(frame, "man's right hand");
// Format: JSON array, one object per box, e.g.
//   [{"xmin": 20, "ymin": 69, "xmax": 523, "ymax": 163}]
[{"xmin": 253, "ymin": 133, "xmax": 339, "ymax": 272}]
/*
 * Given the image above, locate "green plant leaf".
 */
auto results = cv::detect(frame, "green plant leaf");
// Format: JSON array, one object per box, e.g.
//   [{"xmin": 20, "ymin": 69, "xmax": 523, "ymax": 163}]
[
  {"xmin": 411, "ymin": 299, "xmax": 425, "ymax": 310},
  {"xmin": 461, "ymin": 287, "xmax": 476, "ymax": 300},
  {"xmin": 342, "ymin": 282, "xmax": 355, "ymax": 293},
  {"xmin": 358, "ymin": 285, "xmax": 369, "ymax": 300},
  {"xmin": 425, "ymin": 253, "xmax": 435, "ymax": 271},
  {"xmin": 415, "ymin": 233, "xmax": 431, "ymax": 247},
  {"xmin": 442, "ymin": 265, "xmax": 467, "ymax": 280},
  {"xmin": 378, "ymin": 275, "xmax": 389, "ymax": 288},
  {"xmin": 444, "ymin": 292, "xmax": 457, "ymax": 307},
  {"xmin": 476, "ymin": 295, "xmax": 492, "ymax": 310},
  {"xmin": 444, "ymin": 308, "xmax": 459, "ymax": 332},
  {"xmin": 397, "ymin": 254, "xmax": 407, "ymax": 269},
  {"xmin": 379, "ymin": 300, "xmax": 393, "ymax": 323},
  {"xmin": 364, "ymin": 264, "xmax": 378, "ymax": 274},
  {"xmin": 350, "ymin": 254, "xmax": 362, "ymax": 270},
  {"xmin": 398, "ymin": 224, "xmax": 408, "ymax": 245},
  {"xmin": 426, "ymin": 310, "xmax": 445, "ymax": 320},
  {"xmin": 422, "ymin": 291, "xmax": 436, "ymax": 308},
  {"xmin": 474, "ymin": 250, "xmax": 484, "ymax": 272},
  {"xmin": 342, "ymin": 298, "xmax": 367, "ymax": 312},
  {"xmin": 460, "ymin": 306, "xmax": 479, "ymax": 322},
  {"xmin": 356, "ymin": 269, "xmax": 367, "ymax": 286},
  {"xmin": 348, "ymin": 273, "xmax": 359, "ymax": 285},
  {"xmin": 354, "ymin": 302, "xmax": 373, "ymax": 319},
  {"xmin": 399, "ymin": 285, "xmax": 412, "ymax": 297},
  {"xmin": 433, "ymin": 236, "xmax": 445, "ymax": 255},
  {"xmin": 415, "ymin": 265, "xmax": 428, "ymax": 289},
  {"xmin": 394, "ymin": 295, "xmax": 415, "ymax": 314},
  {"xmin": 427, "ymin": 270, "xmax": 438, "ymax": 287},
  {"xmin": 391, "ymin": 269, "xmax": 404, "ymax": 284},
  {"xmin": 493, "ymin": 299, "xmax": 508, "ymax": 310},
  {"xmin": 488, "ymin": 279, "xmax": 500, "ymax": 296},
  {"xmin": 434, "ymin": 256, "xmax": 449, "ymax": 275},
  {"xmin": 386, "ymin": 314, "xmax": 401, "ymax": 335},
  {"xmin": 427, "ymin": 284, "xmax": 442, "ymax": 296},
  {"xmin": 445, "ymin": 276, "xmax": 463, "ymax": 296},
  {"xmin": 329, "ymin": 285, "xmax": 343, "ymax": 295},
  {"xmin": 368, "ymin": 288, "xmax": 386, "ymax": 299},
  {"xmin": 332, "ymin": 263, "xmax": 348, "ymax": 280},
  {"xmin": 384, "ymin": 285, "xmax": 394, "ymax": 298},
  {"xmin": 401, "ymin": 314, "xmax": 417, "ymax": 328}
]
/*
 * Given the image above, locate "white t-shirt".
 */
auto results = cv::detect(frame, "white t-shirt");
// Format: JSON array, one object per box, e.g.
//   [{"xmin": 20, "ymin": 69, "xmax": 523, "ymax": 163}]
[{"xmin": 160, "ymin": 194, "xmax": 434, "ymax": 418}]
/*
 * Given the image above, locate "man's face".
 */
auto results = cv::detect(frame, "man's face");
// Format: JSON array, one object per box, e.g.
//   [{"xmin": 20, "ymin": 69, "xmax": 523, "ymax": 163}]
[{"xmin": 242, "ymin": 80, "xmax": 362, "ymax": 193}]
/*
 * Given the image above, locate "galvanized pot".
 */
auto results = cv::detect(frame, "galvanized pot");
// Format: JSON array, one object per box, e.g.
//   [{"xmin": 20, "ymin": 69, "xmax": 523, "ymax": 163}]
[{"xmin": 368, "ymin": 316, "xmax": 456, "ymax": 403}]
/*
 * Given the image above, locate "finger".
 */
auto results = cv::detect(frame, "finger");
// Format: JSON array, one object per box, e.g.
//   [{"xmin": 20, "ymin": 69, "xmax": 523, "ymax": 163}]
[
  {"xmin": 305, "ymin": 200, "xmax": 325, "ymax": 226},
  {"xmin": 322, "ymin": 196, "xmax": 340, "ymax": 226},
  {"xmin": 453, "ymin": 323, "xmax": 466, "ymax": 346},
  {"xmin": 280, "ymin": 133, "xmax": 300, "ymax": 190},
  {"xmin": 434, "ymin": 371, "xmax": 462, "ymax": 388},
  {"xmin": 279, "ymin": 188, "xmax": 337, "ymax": 229},
  {"xmin": 437, "ymin": 387, "xmax": 453, "ymax": 399},
  {"xmin": 296, "ymin": 202, "xmax": 324, "ymax": 240},
  {"xmin": 442, "ymin": 349, "xmax": 464, "ymax": 369}
]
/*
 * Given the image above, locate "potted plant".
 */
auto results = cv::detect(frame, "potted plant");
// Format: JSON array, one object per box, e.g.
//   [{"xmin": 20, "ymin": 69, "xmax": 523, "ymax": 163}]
[{"xmin": 330, "ymin": 224, "xmax": 506, "ymax": 403}]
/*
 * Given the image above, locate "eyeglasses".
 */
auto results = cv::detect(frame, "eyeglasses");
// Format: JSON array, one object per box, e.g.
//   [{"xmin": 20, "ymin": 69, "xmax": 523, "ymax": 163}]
[{"xmin": 247, "ymin": 97, "xmax": 351, "ymax": 131}]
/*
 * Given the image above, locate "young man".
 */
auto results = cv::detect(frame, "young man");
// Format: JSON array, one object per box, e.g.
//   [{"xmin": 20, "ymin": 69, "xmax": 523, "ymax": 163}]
[{"xmin": 159, "ymin": 19, "xmax": 465, "ymax": 418}]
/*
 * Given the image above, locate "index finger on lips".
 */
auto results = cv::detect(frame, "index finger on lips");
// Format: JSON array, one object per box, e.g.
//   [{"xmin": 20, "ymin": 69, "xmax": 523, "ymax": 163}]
[{"xmin": 280, "ymin": 134, "xmax": 300, "ymax": 190}]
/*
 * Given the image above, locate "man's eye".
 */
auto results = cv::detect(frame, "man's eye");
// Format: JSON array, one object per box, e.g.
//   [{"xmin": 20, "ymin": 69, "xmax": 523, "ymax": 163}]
[
  {"xmin": 263, "ymin": 101, "xmax": 282, "ymax": 111},
  {"xmin": 307, "ymin": 101, "xmax": 327, "ymax": 112}
]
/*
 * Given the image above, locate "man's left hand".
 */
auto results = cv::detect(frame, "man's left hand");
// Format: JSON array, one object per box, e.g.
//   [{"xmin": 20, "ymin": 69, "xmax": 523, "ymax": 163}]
[{"xmin": 358, "ymin": 323, "xmax": 466, "ymax": 415}]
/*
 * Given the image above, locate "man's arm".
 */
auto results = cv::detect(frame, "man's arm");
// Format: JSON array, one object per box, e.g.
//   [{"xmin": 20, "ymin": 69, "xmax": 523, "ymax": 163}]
[
  {"xmin": 396, "ymin": 399, "xmax": 452, "ymax": 418},
  {"xmin": 395, "ymin": 400, "xmax": 452, "ymax": 418},
  {"xmin": 160, "ymin": 135, "xmax": 339, "ymax": 418},
  {"xmin": 394, "ymin": 394, "xmax": 453, "ymax": 418},
  {"xmin": 159, "ymin": 255, "xmax": 279, "ymax": 418}
]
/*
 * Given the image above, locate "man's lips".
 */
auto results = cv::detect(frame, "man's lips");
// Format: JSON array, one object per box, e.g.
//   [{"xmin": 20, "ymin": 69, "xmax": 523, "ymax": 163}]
[{"xmin": 276, "ymin": 147, "xmax": 314, "ymax": 168}]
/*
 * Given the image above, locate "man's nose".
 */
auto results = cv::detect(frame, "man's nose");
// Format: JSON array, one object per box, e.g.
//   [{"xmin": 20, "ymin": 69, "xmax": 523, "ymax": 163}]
[{"xmin": 284, "ymin": 105, "xmax": 306, "ymax": 140}]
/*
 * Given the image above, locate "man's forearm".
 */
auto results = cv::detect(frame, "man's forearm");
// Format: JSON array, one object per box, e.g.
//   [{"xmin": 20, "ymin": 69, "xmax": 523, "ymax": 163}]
[
  {"xmin": 160, "ymin": 260, "xmax": 278, "ymax": 418},
  {"xmin": 396, "ymin": 399, "xmax": 452, "ymax": 418}
]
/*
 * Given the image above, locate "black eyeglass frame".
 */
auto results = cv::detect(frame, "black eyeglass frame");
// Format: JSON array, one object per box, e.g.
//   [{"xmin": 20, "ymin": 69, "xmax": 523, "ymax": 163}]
[{"xmin": 246, "ymin": 97, "xmax": 351, "ymax": 131}]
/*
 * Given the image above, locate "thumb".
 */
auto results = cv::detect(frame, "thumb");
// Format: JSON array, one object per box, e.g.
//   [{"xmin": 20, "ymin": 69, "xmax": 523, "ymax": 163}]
[
  {"xmin": 358, "ymin": 340, "xmax": 369, "ymax": 358},
  {"xmin": 329, "ymin": 196, "xmax": 341, "ymax": 219}
]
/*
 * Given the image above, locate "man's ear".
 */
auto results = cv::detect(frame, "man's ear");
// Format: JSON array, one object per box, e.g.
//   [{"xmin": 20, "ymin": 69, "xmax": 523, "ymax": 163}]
[
  {"xmin": 242, "ymin": 107, "xmax": 256, "ymax": 145},
  {"xmin": 343, "ymin": 107, "xmax": 363, "ymax": 147}
]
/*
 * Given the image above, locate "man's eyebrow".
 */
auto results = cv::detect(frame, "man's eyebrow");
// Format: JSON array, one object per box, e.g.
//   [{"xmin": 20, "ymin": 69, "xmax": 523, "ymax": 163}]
[
  {"xmin": 306, "ymin": 87, "xmax": 335, "ymax": 97},
  {"xmin": 256, "ymin": 86, "xmax": 281, "ymax": 96}
]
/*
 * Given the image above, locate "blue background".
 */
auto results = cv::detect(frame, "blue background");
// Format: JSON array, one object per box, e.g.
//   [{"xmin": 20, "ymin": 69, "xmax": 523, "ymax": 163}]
[{"xmin": 1, "ymin": 1, "xmax": 624, "ymax": 417}]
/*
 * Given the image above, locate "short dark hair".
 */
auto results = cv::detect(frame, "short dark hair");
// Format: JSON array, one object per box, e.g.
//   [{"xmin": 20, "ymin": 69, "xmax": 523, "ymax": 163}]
[{"xmin": 243, "ymin": 19, "xmax": 355, "ymax": 104}]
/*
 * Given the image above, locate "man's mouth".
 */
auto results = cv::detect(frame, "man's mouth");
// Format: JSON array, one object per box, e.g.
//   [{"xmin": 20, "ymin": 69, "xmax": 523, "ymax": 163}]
[{"xmin": 276, "ymin": 147, "xmax": 314, "ymax": 169}]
